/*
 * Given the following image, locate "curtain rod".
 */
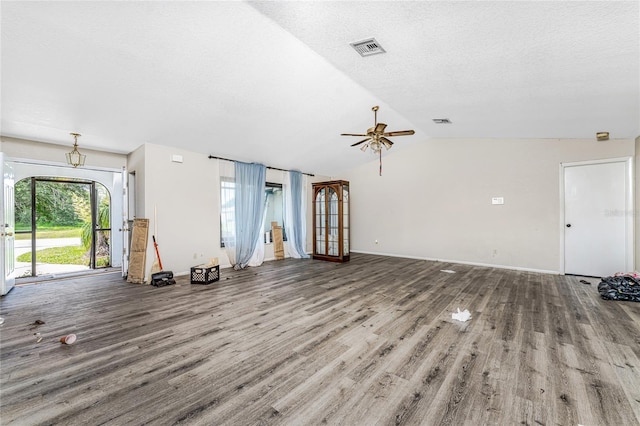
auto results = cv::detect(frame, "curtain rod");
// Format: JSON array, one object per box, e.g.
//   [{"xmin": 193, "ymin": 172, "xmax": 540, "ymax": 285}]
[{"xmin": 208, "ymin": 155, "xmax": 315, "ymax": 177}]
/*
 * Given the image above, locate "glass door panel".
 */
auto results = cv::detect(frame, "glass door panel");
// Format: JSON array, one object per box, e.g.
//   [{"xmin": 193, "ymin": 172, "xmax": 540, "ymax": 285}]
[
  {"xmin": 315, "ymin": 188, "xmax": 326, "ymax": 255},
  {"xmin": 93, "ymin": 183, "xmax": 111, "ymax": 268},
  {"xmin": 343, "ymin": 186, "xmax": 349, "ymax": 255},
  {"xmin": 328, "ymin": 188, "xmax": 338, "ymax": 255}
]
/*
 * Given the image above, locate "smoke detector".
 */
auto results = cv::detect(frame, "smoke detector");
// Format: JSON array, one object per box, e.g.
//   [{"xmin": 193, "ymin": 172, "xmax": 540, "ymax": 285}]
[{"xmin": 350, "ymin": 38, "xmax": 386, "ymax": 57}]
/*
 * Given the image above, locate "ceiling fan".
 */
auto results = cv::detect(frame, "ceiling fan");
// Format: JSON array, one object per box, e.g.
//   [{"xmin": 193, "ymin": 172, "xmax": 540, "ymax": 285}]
[{"xmin": 341, "ymin": 106, "xmax": 414, "ymax": 175}]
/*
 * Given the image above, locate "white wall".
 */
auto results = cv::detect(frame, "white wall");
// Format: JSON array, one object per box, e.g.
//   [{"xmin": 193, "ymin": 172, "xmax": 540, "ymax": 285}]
[
  {"xmin": 135, "ymin": 144, "xmax": 223, "ymax": 277},
  {"xmin": 134, "ymin": 143, "xmax": 330, "ymax": 280},
  {"xmin": 10, "ymin": 135, "xmax": 631, "ymax": 277},
  {"xmin": 636, "ymin": 136, "xmax": 640, "ymax": 270},
  {"xmin": 127, "ymin": 144, "xmax": 146, "ymax": 218},
  {"xmin": 1, "ymin": 137, "xmax": 126, "ymax": 170},
  {"xmin": 1, "ymin": 137, "xmax": 128, "ymax": 269},
  {"xmin": 343, "ymin": 138, "xmax": 635, "ymax": 273}
]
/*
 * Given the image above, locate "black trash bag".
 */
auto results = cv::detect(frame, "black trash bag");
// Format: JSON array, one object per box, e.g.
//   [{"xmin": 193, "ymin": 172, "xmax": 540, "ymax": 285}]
[{"xmin": 597, "ymin": 275, "xmax": 640, "ymax": 302}]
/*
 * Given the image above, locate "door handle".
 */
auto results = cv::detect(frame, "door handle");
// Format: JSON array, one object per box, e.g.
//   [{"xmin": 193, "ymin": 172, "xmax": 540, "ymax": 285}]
[{"xmin": 566, "ymin": 224, "xmax": 572, "ymax": 228}]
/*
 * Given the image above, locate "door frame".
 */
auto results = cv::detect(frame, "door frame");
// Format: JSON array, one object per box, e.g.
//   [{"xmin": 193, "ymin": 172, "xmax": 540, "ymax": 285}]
[
  {"xmin": 559, "ymin": 157, "xmax": 634, "ymax": 275},
  {"xmin": 9, "ymin": 159, "xmax": 124, "ymax": 277}
]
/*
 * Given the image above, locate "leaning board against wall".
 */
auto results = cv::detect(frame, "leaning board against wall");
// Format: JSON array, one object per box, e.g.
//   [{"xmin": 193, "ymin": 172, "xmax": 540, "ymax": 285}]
[{"xmin": 127, "ymin": 218, "xmax": 149, "ymax": 284}]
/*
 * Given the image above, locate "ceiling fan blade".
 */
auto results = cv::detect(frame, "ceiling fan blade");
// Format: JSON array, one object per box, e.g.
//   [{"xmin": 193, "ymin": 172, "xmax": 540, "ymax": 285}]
[
  {"xmin": 351, "ymin": 138, "xmax": 371, "ymax": 147},
  {"xmin": 375, "ymin": 123, "xmax": 387, "ymax": 133},
  {"xmin": 380, "ymin": 137, "xmax": 394, "ymax": 149},
  {"xmin": 341, "ymin": 133, "xmax": 369, "ymax": 137},
  {"xmin": 383, "ymin": 130, "xmax": 415, "ymax": 137}
]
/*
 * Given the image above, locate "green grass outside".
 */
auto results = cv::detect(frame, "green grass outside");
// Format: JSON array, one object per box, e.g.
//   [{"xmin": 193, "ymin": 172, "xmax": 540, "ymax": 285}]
[
  {"xmin": 17, "ymin": 246, "xmax": 110, "ymax": 267},
  {"xmin": 15, "ymin": 226, "xmax": 82, "ymax": 240},
  {"xmin": 17, "ymin": 246, "xmax": 87, "ymax": 264}
]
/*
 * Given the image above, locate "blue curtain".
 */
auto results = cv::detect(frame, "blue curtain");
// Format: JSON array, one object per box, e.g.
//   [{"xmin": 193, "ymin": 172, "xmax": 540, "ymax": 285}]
[
  {"xmin": 234, "ymin": 161, "xmax": 266, "ymax": 269},
  {"xmin": 289, "ymin": 171, "xmax": 310, "ymax": 258}
]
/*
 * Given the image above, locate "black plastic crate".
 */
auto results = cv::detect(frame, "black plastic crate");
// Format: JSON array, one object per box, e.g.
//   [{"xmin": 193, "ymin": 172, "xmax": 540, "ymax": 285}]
[{"xmin": 190, "ymin": 265, "xmax": 220, "ymax": 284}]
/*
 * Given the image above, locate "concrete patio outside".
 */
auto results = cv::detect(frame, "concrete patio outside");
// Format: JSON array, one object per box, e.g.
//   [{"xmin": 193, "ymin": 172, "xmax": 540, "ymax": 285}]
[{"xmin": 15, "ymin": 237, "xmax": 90, "ymax": 278}]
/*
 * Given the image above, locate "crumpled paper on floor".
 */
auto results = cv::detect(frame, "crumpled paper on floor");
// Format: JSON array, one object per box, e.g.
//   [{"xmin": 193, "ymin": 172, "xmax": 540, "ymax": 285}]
[{"xmin": 452, "ymin": 308, "xmax": 472, "ymax": 322}]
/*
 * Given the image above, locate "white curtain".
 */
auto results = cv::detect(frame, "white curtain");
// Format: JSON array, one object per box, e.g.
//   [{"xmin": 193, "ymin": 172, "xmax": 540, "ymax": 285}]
[
  {"xmin": 233, "ymin": 161, "xmax": 266, "ymax": 270},
  {"xmin": 284, "ymin": 171, "xmax": 310, "ymax": 258},
  {"xmin": 219, "ymin": 160, "xmax": 236, "ymax": 266},
  {"xmin": 247, "ymin": 198, "xmax": 267, "ymax": 267}
]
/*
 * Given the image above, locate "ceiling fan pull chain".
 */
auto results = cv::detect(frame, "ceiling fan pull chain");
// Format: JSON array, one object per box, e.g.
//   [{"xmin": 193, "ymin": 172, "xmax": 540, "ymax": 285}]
[{"xmin": 379, "ymin": 149, "xmax": 382, "ymax": 176}]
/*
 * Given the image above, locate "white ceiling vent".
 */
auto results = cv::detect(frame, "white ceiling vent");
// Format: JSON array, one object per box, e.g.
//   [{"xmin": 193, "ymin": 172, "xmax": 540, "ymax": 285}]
[{"xmin": 350, "ymin": 38, "xmax": 386, "ymax": 57}]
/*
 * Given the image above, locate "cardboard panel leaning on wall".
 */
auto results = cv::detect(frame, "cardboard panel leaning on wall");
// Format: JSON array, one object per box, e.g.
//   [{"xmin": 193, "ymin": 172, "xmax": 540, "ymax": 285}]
[{"xmin": 343, "ymin": 137, "xmax": 635, "ymax": 273}]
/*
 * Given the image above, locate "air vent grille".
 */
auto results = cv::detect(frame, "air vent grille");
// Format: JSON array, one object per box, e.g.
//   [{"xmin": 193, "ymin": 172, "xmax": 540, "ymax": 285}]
[
  {"xmin": 350, "ymin": 38, "xmax": 386, "ymax": 57},
  {"xmin": 432, "ymin": 118, "xmax": 452, "ymax": 124}
]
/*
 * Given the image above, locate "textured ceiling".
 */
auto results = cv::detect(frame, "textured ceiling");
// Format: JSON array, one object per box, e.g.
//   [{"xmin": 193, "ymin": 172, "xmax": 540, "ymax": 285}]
[{"xmin": 2, "ymin": 1, "xmax": 638, "ymax": 176}]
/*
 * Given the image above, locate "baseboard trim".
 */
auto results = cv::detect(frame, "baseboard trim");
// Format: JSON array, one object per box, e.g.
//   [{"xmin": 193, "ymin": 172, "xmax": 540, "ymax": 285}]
[{"xmin": 350, "ymin": 250, "xmax": 559, "ymax": 275}]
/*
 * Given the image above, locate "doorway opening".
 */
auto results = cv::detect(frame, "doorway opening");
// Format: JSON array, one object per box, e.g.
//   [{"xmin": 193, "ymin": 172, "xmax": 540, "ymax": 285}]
[{"xmin": 15, "ymin": 177, "xmax": 112, "ymax": 279}]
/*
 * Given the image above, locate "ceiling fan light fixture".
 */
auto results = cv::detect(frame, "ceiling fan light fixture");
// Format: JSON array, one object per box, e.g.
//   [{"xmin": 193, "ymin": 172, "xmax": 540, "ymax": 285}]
[
  {"xmin": 341, "ymin": 105, "xmax": 415, "ymax": 176},
  {"xmin": 65, "ymin": 132, "xmax": 86, "ymax": 168}
]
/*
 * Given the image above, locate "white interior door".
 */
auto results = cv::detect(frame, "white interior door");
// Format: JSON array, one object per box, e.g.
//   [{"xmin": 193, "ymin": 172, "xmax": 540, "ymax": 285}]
[
  {"xmin": 1, "ymin": 153, "xmax": 16, "ymax": 296},
  {"xmin": 564, "ymin": 160, "xmax": 630, "ymax": 277}
]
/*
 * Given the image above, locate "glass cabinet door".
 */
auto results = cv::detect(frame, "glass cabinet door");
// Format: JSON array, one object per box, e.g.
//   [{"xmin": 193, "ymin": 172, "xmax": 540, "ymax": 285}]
[
  {"xmin": 315, "ymin": 188, "xmax": 326, "ymax": 255},
  {"xmin": 343, "ymin": 185, "xmax": 349, "ymax": 256},
  {"xmin": 328, "ymin": 188, "xmax": 338, "ymax": 256}
]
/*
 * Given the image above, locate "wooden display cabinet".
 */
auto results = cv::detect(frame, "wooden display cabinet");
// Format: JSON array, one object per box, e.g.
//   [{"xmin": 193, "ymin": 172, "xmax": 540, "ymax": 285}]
[{"xmin": 312, "ymin": 180, "xmax": 350, "ymax": 262}]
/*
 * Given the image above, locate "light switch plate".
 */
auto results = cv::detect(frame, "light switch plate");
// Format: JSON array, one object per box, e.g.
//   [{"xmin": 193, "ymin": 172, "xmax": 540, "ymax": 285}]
[{"xmin": 491, "ymin": 197, "xmax": 504, "ymax": 205}]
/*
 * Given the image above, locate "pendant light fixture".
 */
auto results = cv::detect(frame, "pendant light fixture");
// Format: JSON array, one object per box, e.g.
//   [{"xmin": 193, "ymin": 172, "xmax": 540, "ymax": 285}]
[{"xmin": 66, "ymin": 132, "xmax": 86, "ymax": 167}]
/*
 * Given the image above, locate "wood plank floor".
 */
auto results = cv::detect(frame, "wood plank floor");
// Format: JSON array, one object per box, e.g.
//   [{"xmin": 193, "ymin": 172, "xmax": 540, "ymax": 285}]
[{"xmin": 1, "ymin": 253, "xmax": 639, "ymax": 425}]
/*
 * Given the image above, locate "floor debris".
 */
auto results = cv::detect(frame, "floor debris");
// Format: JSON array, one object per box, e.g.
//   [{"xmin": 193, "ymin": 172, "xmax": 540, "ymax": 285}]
[
  {"xmin": 29, "ymin": 319, "xmax": 46, "ymax": 329},
  {"xmin": 598, "ymin": 274, "xmax": 640, "ymax": 302},
  {"xmin": 440, "ymin": 270, "xmax": 456, "ymax": 274},
  {"xmin": 452, "ymin": 308, "xmax": 472, "ymax": 322},
  {"xmin": 60, "ymin": 334, "xmax": 77, "ymax": 345}
]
